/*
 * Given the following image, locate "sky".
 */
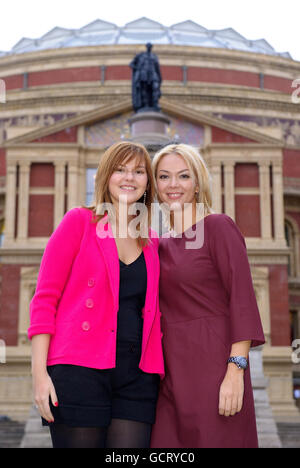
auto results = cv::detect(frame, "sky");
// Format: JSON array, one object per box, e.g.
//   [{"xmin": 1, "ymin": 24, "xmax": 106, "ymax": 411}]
[{"xmin": 0, "ymin": 0, "xmax": 299, "ymax": 61}]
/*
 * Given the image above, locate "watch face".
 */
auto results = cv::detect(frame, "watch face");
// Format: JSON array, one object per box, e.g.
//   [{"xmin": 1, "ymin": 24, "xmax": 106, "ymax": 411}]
[{"xmin": 237, "ymin": 357, "xmax": 248, "ymax": 369}]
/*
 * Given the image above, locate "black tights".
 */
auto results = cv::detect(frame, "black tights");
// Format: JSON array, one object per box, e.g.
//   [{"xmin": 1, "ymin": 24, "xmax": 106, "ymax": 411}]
[{"xmin": 49, "ymin": 418, "xmax": 152, "ymax": 448}]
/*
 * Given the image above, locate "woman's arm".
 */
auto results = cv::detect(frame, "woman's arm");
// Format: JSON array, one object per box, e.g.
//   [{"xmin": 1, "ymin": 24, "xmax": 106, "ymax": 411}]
[
  {"xmin": 218, "ymin": 340, "xmax": 251, "ymax": 417},
  {"xmin": 31, "ymin": 334, "xmax": 58, "ymax": 423}
]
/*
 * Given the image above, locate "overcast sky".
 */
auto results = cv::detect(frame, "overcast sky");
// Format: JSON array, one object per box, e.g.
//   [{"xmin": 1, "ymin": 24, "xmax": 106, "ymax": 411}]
[{"xmin": 0, "ymin": 0, "xmax": 299, "ymax": 61}]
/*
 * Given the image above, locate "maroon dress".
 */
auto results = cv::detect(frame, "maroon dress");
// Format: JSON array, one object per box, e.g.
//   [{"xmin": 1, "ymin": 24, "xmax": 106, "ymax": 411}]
[{"xmin": 150, "ymin": 214, "xmax": 265, "ymax": 448}]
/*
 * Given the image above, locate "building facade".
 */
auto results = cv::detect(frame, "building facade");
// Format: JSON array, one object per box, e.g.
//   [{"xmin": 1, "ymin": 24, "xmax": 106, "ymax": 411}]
[{"xmin": 0, "ymin": 18, "xmax": 300, "ymax": 422}]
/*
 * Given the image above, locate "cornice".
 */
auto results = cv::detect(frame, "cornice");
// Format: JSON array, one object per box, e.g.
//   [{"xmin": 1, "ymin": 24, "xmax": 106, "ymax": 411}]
[
  {"xmin": 2, "ymin": 84, "xmax": 298, "ymax": 119},
  {"xmin": 0, "ymin": 44, "xmax": 299, "ymax": 75}
]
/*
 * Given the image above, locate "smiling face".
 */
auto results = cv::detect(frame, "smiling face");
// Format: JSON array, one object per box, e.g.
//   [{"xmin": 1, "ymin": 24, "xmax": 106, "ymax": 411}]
[
  {"xmin": 108, "ymin": 156, "xmax": 148, "ymax": 207},
  {"xmin": 156, "ymin": 153, "xmax": 198, "ymax": 209}
]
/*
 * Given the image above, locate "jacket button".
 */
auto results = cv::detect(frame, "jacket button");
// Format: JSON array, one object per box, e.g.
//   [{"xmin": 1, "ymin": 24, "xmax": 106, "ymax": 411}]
[
  {"xmin": 82, "ymin": 321, "xmax": 90, "ymax": 331},
  {"xmin": 86, "ymin": 298, "xmax": 94, "ymax": 308},
  {"xmin": 88, "ymin": 278, "xmax": 95, "ymax": 287}
]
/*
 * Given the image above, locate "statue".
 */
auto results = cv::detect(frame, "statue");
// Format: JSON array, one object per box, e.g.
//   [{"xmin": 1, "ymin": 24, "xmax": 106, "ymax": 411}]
[{"xmin": 130, "ymin": 43, "xmax": 162, "ymax": 112}]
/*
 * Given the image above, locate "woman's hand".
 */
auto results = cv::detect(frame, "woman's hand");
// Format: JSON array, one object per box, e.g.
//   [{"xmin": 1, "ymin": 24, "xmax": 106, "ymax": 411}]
[
  {"xmin": 218, "ymin": 365, "xmax": 244, "ymax": 417},
  {"xmin": 33, "ymin": 371, "xmax": 58, "ymax": 423}
]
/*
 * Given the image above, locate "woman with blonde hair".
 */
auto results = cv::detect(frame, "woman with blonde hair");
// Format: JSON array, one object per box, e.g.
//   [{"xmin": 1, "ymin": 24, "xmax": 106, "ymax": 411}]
[
  {"xmin": 29, "ymin": 141, "xmax": 164, "ymax": 448},
  {"xmin": 150, "ymin": 143, "xmax": 265, "ymax": 448}
]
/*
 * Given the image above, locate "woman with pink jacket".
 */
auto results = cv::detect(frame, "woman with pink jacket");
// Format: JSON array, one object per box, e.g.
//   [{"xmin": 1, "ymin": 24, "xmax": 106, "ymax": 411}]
[{"xmin": 29, "ymin": 142, "xmax": 164, "ymax": 448}]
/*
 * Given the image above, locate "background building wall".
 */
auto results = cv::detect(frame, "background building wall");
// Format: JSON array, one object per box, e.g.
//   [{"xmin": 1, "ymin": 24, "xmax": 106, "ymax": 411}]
[{"xmin": 0, "ymin": 42, "xmax": 299, "ymax": 421}]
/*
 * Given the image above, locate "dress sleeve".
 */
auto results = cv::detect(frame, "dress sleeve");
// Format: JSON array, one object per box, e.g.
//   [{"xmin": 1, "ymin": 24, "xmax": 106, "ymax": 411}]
[
  {"xmin": 208, "ymin": 214, "xmax": 265, "ymax": 348},
  {"xmin": 28, "ymin": 208, "xmax": 84, "ymax": 340}
]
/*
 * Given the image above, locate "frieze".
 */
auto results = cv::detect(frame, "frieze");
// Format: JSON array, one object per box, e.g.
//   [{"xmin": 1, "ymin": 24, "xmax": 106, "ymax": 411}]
[
  {"xmin": 0, "ymin": 113, "xmax": 75, "ymax": 144},
  {"xmin": 213, "ymin": 113, "xmax": 300, "ymax": 146},
  {"xmin": 85, "ymin": 112, "xmax": 204, "ymax": 147}
]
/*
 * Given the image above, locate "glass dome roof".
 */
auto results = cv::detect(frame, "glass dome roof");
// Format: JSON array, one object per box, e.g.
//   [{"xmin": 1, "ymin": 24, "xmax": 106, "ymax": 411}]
[{"xmin": 0, "ymin": 17, "xmax": 292, "ymax": 59}]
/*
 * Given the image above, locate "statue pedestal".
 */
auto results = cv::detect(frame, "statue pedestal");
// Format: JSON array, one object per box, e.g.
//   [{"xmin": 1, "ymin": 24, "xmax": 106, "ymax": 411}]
[{"xmin": 129, "ymin": 111, "xmax": 171, "ymax": 148}]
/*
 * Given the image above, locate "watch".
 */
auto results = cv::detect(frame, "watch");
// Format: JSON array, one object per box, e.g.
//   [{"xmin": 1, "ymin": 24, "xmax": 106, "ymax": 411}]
[{"xmin": 227, "ymin": 356, "xmax": 248, "ymax": 370}]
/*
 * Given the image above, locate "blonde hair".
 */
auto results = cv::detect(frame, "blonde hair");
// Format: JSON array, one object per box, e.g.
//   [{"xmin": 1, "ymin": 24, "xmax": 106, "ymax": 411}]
[
  {"xmin": 152, "ymin": 143, "xmax": 213, "ymax": 229},
  {"xmin": 84, "ymin": 141, "xmax": 155, "ymax": 246}
]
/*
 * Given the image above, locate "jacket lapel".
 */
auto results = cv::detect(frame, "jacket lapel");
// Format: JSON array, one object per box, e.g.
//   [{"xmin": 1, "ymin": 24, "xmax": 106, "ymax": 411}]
[
  {"xmin": 95, "ymin": 216, "xmax": 157, "ymax": 326},
  {"xmin": 95, "ymin": 217, "xmax": 120, "ymax": 311},
  {"xmin": 142, "ymin": 242, "xmax": 156, "ymax": 312}
]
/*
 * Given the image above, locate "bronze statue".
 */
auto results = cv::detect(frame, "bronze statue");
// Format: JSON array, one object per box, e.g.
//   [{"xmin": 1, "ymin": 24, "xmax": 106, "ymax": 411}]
[{"xmin": 130, "ymin": 43, "xmax": 162, "ymax": 112}]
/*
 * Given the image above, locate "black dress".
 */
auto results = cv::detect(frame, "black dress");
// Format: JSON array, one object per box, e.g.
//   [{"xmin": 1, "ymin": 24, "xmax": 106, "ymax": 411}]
[{"xmin": 117, "ymin": 252, "xmax": 147, "ymax": 344}]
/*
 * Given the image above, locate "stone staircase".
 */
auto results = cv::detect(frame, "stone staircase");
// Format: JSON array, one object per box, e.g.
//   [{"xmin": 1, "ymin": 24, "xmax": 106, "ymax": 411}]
[
  {"xmin": 0, "ymin": 346, "xmax": 296, "ymax": 448},
  {"xmin": 277, "ymin": 423, "xmax": 300, "ymax": 448},
  {"xmin": 0, "ymin": 416, "xmax": 25, "ymax": 448},
  {"xmin": 19, "ymin": 406, "xmax": 52, "ymax": 448},
  {"xmin": 249, "ymin": 347, "xmax": 282, "ymax": 448},
  {"xmin": 1, "ymin": 413, "xmax": 300, "ymax": 448}
]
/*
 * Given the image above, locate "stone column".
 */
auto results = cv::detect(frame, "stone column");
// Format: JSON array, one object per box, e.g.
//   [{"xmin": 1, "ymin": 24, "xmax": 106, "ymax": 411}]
[
  {"xmin": 67, "ymin": 163, "xmax": 79, "ymax": 211},
  {"xmin": 17, "ymin": 161, "xmax": 30, "ymax": 241},
  {"xmin": 259, "ymin": 162, "xmax": 272, "ymax": 240},
  {"xmin": 224, "ymin": 162, "xmax": 235, "ymax": 220},
  {"xmin": 272, "ymin": 162, "xmax": 285, "ymax": 242},
  {"xmin": 211, "ymin": 163, "xmax": 222, "ymax": 213},
  {"xmin": 4, "ymin": 163, "xmax": 17, "ymax": 243},
  {"xmin": 54, "ymin": 162, "xmax": 66, "ymax": 228}
]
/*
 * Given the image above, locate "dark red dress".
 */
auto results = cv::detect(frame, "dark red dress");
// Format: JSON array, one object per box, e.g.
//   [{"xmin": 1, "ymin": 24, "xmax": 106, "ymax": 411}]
[{"xmin": 150, "ymin": 214, "xmax": 265, "ymax": 448}]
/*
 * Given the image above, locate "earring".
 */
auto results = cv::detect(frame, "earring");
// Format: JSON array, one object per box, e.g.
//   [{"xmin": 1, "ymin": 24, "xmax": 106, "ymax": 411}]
[{"xmin": 143, "ymin": 191, "xmax": 147, "ymax": 204}]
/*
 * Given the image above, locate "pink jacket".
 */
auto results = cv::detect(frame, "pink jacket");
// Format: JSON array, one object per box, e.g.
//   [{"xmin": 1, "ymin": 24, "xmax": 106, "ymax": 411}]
[{"xmin": 28, "ymin": 207, "xmax": 165, "ymax": 378}]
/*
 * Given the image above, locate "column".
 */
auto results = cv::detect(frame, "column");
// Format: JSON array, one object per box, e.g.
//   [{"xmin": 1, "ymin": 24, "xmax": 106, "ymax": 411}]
[
  {"xmin": 224, "ymin": 162, "xmax": 235, "ymax": 220},
  {"xmin": 259, "ymin": 162, "xmax": 272, "ymax": 239},
  {"xmin": 4, "ymin": 163, "xmax": 17, "ymax": 243},
  {"xmin": 54, "ymin": 162, "xmax": 66, "ymax": 228},
  {"xmin": 17, "ymin": 161, "xmax": 30, "ymax": 241},
  {"xmin": 210, "ymin": 163, "xmax": 222, "ymax": 213},
  {"xmin": 272, "ymin": 162, "xmax": 285, "ymax": 242},
  {"xmin": 67, "ymin": 163, "xmax": 79, "ymax": 210}
]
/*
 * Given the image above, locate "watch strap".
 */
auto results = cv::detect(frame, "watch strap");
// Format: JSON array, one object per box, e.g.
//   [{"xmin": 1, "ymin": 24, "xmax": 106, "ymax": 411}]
[{"xmin": 227, "ymin": 356, "xmax": 248, "ymax": 369}]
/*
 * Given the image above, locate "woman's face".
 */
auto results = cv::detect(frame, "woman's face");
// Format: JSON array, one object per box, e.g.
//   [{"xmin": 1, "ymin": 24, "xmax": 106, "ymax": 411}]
[
  {"xmin": 108, "ymin": 156, "xmax": 148, "ymax": 207},
  {"xmin": 156, "ymin": 153, "xmax": 198, "ymax": 209}
]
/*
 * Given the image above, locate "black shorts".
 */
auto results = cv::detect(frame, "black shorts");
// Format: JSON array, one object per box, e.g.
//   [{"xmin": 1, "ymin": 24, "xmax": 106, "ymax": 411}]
[{"xmin": 43, "ymin": 341, "xmax": 160, "ymax": 428}]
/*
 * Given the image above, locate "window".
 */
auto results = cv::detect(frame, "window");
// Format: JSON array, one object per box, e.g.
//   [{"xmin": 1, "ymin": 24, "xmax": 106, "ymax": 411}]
[
  {"xmin": 285, "ymin": 219, "xmax": 297, "ymax": 277},
  {"xmin": 86, "ymin": 168, "xmax": 97, "ymax": 205},
  {"xmin": 0, "ymin": 218, "xmax": 4, "ymax": 247}
]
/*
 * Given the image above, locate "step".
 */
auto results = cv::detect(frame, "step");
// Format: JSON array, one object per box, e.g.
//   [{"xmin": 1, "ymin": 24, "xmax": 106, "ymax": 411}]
[{"xmin": 0, "ymin": 417, "xmax": 25, "ymax": 448}]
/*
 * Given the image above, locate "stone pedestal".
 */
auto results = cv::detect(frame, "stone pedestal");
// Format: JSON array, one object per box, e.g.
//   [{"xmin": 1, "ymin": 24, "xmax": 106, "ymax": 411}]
[
  {"xmin": 129, "ymin": 111, "xmax": 171, "ymax": 149},
  {"xmin": 250, "ymin": 346, "xmax": 282, "ymax": 448}
]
